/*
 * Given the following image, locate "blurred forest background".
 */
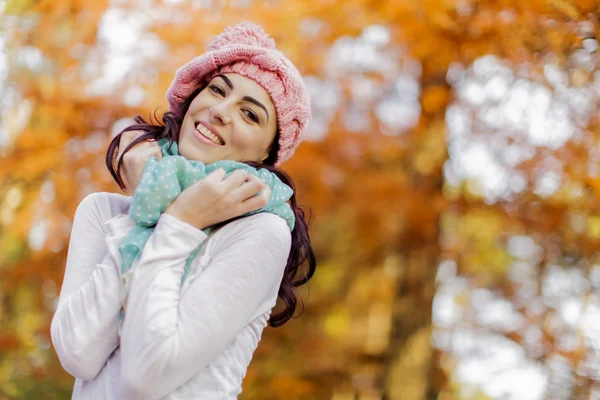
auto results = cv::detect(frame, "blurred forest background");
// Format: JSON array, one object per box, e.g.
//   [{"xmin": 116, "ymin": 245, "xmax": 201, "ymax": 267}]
[{"xmin": 2, "ymin": 0, "xmax": 600, "ymax": 399}]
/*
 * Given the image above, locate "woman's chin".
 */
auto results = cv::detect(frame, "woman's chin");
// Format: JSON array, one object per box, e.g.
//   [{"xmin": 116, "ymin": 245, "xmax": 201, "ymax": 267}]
[
  {"xmin": 188, "ymin": 151, "xmax": 215, "ymax": 164},
  {"xmin": 179, "ymin": 139, "xmax": 214, "ymax": 163}
]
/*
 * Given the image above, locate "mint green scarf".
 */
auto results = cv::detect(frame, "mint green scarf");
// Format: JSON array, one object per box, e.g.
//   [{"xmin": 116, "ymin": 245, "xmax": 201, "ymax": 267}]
[{"xmin": 117, "ymin": 138, "xmax": 294, "ymax": 324}]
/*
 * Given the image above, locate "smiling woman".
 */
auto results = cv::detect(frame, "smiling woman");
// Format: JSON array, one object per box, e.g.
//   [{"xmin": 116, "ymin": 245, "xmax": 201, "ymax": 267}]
[{"xmin": 50, "ymin": 22, "xmax": 316, "ymax": 400}]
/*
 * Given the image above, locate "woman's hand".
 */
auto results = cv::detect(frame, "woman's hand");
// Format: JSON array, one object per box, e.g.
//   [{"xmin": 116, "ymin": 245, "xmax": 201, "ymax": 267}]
[
  {"xmin": 118, "ymin": 131, "xmax": 163, "ymax": 196},
  {"xmin": 164, "ymin": 168, "xmax": 271, "ymax": 230}
]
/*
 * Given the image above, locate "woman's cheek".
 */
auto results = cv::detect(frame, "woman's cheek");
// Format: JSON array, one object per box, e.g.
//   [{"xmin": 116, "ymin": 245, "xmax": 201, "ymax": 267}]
[{"xmin": 232, "ymin": 127, "xmax": 254, "ymax": 149}]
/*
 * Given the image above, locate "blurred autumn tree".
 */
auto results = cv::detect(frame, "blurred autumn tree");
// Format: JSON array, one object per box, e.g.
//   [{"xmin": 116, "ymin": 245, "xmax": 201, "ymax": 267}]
[{"xmin": 2, "ymin": 0, "xmax": 600, "ymax": 399}]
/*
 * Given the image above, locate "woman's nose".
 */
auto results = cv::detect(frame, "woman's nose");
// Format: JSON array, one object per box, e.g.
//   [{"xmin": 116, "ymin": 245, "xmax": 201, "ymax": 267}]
[{"xmin": 209, "ymin": 101, "xmax": 233, "ymax": 125}]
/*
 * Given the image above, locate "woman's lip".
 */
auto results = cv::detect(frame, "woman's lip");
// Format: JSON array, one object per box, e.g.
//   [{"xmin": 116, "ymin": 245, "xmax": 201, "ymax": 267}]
[
  {"xmin": 192, "ymin": 127, "xmax": 221, "ymax": 147},
  {"xmin": 196, "ymin": 121, "xmax": 225, "ymax": 144}
]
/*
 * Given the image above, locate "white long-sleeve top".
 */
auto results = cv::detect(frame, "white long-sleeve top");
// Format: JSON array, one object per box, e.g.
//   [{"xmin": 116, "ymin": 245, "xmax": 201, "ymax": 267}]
[{"xmin": 50, "ymin": 191, "xmax": 291, "ymax": 399}]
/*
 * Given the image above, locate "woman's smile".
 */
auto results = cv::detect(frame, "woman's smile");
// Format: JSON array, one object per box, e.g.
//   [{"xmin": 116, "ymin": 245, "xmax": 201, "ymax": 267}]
[{"xmin": 194, "ymin": 121, "xmax": 225, "ymax": 146}]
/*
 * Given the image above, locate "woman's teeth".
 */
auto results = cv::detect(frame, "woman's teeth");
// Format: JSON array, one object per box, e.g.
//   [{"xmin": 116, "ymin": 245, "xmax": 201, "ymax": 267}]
[{"xmin": 197, "ymin": 124, "xmax": 224, "ymax": 145}]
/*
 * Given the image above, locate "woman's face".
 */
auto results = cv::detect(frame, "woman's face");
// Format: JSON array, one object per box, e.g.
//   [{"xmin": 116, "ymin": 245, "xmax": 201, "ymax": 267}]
[{"xmin": 178, "ymin": 73, "xmax": 278, "ymax": 164}]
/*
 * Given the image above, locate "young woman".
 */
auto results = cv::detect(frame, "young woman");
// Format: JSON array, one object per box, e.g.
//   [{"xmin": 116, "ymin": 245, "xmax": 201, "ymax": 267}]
[{"xmin": 51, "ymin": 22, "xmax": 316, "ymax": 399}]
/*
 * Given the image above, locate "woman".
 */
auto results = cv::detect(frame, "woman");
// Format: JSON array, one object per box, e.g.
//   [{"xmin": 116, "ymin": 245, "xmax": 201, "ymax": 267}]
[{"xmin": 51, "ymin": 22, "xmax": 316, "ymax": 399}]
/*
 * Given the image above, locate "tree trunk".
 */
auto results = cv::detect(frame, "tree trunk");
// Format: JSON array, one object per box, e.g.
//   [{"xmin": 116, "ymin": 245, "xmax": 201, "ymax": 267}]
[{"xmin": 383, "ymin": 247, "xmax": 442, "ymax": 399}]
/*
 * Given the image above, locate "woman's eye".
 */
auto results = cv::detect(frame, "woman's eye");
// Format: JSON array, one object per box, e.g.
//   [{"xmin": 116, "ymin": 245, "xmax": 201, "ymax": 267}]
[
  {"xmin": 209, "ymin": 85, "xmax": 225, "ymax": 96},
  {"xmin": 244, "ymin": 109, "xmax": 259, "ymax": 123}
]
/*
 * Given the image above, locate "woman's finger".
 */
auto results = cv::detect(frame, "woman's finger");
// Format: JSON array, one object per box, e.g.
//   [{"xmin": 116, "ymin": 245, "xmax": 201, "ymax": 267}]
[
  {"xmin": 222, "ymin": 169, "xmax": 248, "ymax": 190},
  {"xmin": 231, "ymin": 174, "xmax": 264, "ymax": 200},
  {"xmin": 121, "ymin": 142, "xmax": 155, "ymax": 163},
  {"xmin": 204, "ymin": 168, "xmax": 227, "ymax": 183},
  {"xmin": 153, "ymin": 146, "xmax": 163, "ymax": 161},
  {"xmin": 139, "ymin": 146, "xmax": 162, "ymax": 163},
  {"xmin": 240, "ymin": 184, "xmax": 271, "ymax": 213},
  {"xmin": 137, "ymin": 141, "xmax": 163, "ymax": 161},
  {"xmin": 118, "ymin": 130, "xmax": 144, "ymax": 160},
  {"xmin": 119, "ymin": 130, "xmax": 144, "ymax": 150}
]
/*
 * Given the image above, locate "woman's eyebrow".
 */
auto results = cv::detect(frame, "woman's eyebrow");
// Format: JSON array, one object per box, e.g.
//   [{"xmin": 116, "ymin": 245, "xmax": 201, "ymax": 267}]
[
  {"xmin": 216, "ymin": 74, "xmax": 234, "ymax": 90},
  {"xmin": 215, "ymin": 74, "xmax": 270, "ymax": 122},
  {"xmin": 242, "ymin": 96, "xmax": 269, "ymax": 123}
]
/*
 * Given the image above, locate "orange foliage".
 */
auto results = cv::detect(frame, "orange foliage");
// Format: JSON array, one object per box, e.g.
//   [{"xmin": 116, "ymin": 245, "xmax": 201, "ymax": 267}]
[{"xmin": 2, "ymin": 0, "xmax": 600, "ymax": 398}]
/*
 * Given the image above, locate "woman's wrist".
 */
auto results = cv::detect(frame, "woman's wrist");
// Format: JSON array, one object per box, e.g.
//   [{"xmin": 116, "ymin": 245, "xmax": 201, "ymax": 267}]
[{"xmin": 163, "ymin": 206, "xmax": 208, "ymax": 231}]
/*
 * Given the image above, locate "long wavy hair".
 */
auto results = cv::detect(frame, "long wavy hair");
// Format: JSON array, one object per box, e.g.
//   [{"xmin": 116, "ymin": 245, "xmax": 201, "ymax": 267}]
[{"xmin": 105, "ymin": 85, "xmax": 316, "ymax": 327}]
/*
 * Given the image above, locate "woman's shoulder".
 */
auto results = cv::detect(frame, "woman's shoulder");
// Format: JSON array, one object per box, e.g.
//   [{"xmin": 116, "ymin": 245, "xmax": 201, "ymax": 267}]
[
  {"xmin": 76, "ymin": 191, "xmax": 132, "ymax": 223},
  {"xmin": 222, "ymin": 212, "xmax": 291, "ymax": 235},
  {"xmin": 212, "ymin": 212, "xmax": 292, "ymax": 250}
]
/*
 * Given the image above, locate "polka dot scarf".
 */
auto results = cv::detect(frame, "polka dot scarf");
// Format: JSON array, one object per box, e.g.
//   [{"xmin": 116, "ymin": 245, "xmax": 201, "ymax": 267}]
[{"xmin": 117, "ymin": 137, "xmax": 295, "ymax": 328}]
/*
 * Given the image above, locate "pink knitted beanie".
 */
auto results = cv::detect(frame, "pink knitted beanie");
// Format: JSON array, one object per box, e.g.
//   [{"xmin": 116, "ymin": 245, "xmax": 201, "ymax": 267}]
[{"xmin": 166, "ymin": 22, "xmax": 312, "ymax": 166}]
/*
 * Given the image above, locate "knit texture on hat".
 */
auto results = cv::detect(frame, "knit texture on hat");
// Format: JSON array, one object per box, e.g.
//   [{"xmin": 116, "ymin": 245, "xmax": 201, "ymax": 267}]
[
  {"xmin": 166, "ymin": 22, "xmax": 311, "ymax": 166},
  {"xmin": 208, "ymin": 22, "xmax": 276, "ymax": 50}
]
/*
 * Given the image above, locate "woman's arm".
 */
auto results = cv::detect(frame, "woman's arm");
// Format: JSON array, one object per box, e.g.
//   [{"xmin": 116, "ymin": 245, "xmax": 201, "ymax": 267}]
[
  {"xmin": 50, "ymin": 193, "xmax": 124, "ymax": 380},
  {"xmin": 119, "ymin": 212, "xmax": 291, "ymax": 400}
]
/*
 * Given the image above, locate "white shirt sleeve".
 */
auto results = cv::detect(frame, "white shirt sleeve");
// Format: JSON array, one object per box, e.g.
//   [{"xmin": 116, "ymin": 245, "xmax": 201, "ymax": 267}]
[
  {"xmin": 50, "ymin": 193, "xmax": 124, "ymax": 380},
  {"xmin": 119, "ymin": 212, "xmax": 291, "ymax": 400}
]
